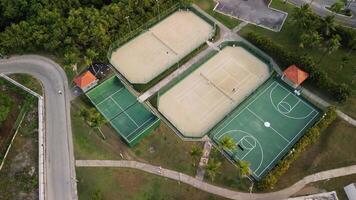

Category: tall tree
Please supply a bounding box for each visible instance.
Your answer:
[219,136,236,151]
[205,158,221,182]
[238,160,251,177]
[291,4,315,30]
[320,15,336,37]
[190,146,203,167]
[299,31,323,49]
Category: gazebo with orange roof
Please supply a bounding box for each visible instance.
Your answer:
[282,65,309,88]
[74,71,99,92]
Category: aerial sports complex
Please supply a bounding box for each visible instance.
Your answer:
[85,6,321,180]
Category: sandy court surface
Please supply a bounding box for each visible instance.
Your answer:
[158,46,270,137]
[110,10,214,84]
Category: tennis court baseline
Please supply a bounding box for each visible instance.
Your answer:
[210,78,321,180]
[86,76,160,146]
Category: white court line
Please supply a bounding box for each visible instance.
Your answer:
[214,81,277,136]
[247,108,290,143]
[291,100,300,110]
[277,83,316,112]
[256,110,319,177]
[125,116,156,139]
[96,88,124,106]
[216,130,264,176]
[111,97,139,127]
[128,117,159,143]
[270,85,315,120]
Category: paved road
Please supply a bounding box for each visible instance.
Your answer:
[0,55,77,200]
[288,0,356,28]
[76,160,356,200]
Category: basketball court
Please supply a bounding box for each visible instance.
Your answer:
[158,45,271,138]
[86,76,160,146]
[210,78,320,180]
[110,10,214,84]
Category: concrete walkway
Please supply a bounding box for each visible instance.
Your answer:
[76,160,356,200]
[195,139,213,181]
[301,88,356,126]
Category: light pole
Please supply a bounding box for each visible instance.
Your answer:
[125,16,131,32]
[156,0,161,20]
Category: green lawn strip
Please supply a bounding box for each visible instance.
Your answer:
[0,100,39,200]
[76,167,228,200]
[131,122,202,176]
[239,0,355,116]
[304,174,356,200]
[194,0,240,29]
[273,118,356,190]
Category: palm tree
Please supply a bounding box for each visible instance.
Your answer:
[238,160,251,177]
[219,135,236,151]
[205,158,221,182]
[318,34,341,63]
[321,15,336,37]
[291,4,314,30]
[299,31,323,48]
[190,146,203,167]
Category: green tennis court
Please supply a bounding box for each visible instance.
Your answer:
[86,76,160,146]
[210,78,321,180]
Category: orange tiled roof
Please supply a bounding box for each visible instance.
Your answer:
[283,65,309,85]
[74,71,97,89]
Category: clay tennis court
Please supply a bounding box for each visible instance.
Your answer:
[158,45,271,138]
[110,10,214,84]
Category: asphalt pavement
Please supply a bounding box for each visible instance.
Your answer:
[0,55,77,200]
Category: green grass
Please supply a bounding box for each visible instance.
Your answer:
[132,122,203,176]
[303,174,356,200]
[273,118,356,190]
[76,167,228,200]
[239,0,356,117]
[194,0,240,29]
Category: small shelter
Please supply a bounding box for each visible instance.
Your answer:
[282,65,309,88]
[344,183,356,200]
[74,71,98,92]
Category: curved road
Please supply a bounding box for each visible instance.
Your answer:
[0,55,77,200]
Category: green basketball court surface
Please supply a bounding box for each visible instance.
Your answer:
[210,77,321,180]
[86,76,160,146]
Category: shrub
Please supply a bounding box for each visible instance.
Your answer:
[257,107,337,190]
[245,32,351,102]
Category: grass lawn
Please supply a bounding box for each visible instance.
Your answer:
[0,99,39,200]
[300,174,356,200]
[239,0,356,117]
[71,96,203,176]
[131,122,203,176]
[76,167,228,200]
[194,0,240,29]
[273,118,356,190]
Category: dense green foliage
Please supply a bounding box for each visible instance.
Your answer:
[245,32,352,102]
[0,0,188,74]
[257,107,337,190]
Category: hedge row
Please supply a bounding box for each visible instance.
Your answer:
[257,107,337,190]
[245,32,351,102]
